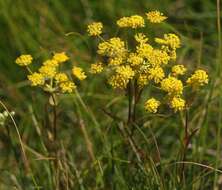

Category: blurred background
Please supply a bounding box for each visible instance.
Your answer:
[0,0,221,189]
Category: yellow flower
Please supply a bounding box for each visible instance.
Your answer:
[172,65,187,76]
[161,76,183,95]
[146,11,167,23]
[108,74,128,89]
[43,59,59,67]
[127,53,143,66]
[97,37,126,57]
[59,81,76,93]
[87,22,103,36]
[147,49,170,66]
[148,67,165,83]
[109,57,123,66]
[72,66,87,80]
[135,33,149,44]
[155,33,181,49]
[117,15,145,28]
[186,69,208,88]
[170,97,185,112]
[39,65,57,78]
[137,74,149,88]
[55,73,68,83]
[27,72,44,86]
[90,62,104,74]
[15,54,33,66]
[115,65,134,79]
[109,66,134,89]
[53,52,69,63]
[145,98,160,113]
[136,43,153,59]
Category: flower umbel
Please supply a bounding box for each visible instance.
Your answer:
[145,98,160,113]
[15,54,33,66]
[87,22,103,36]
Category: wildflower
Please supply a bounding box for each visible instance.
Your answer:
[55,73,68,83]
[72,66,87,80]
[109,66,134,89]
[146,11,167,23]
[127,53,143,66]
[39,65,57,78]
[109,57,123,66]
[117,15,145,28]
[137,74,149,88]
[155,33,181,49]
[135,33,149,44]
[172,65,187,76]
[161,76,183,95]
[53,52,69,63]
[87,22,103,36]
[90,62,104,74]
[148,67,165,83]
[186,69,208,88]
[145,98,160,113]
[170,97,185,112]
[136,43,153,59]
[97,37,126,57]
[147,49,170,66]
[115,65,134,79]
[43,59,59,67]
[15,54,33,66]
[27,72,44,86]
[108,74,129,89]
[60,81,76,93]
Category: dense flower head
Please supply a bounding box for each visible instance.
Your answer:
[108,74,129,89]
[161,76,183,95]
[136,43,153,59]
[97,37,126,57]
[186,69,208,88]
[15,54,33,66]
[127,53,143,66]
[28,72,44,86]
[145,98,160,113]
[117,15,145,28]
[170,97,185,112]
[90,62,104,74]
[146,11,167,23]
[43,59,59,67]
[115,65,134,79]
[87,22,103,36]
[155,33,181,49]
[147,49,170,66]
[172,65,187,76]
[60,81,76,93]
[53,52,69,63]
[55,73,69,83]
[137,74,149,88]
[109,57,123,66]
[72,66,87,80]
[148,67,165,83]
[39,65,57,78]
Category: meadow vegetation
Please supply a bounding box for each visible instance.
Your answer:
[0,0,221,189]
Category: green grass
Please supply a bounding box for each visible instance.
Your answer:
[0,0,221,189]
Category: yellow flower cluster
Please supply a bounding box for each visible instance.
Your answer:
[186,69,209,88]
[117,15,145,28]
[90,62,104,74]
[170,97,185,112]
[15,54,33,66]
[87,11,209,113]
[145,98,160,113]
[172,65,187,76]
[146,11,167,23]
[87,22,103,36]
[15,52,86,94]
